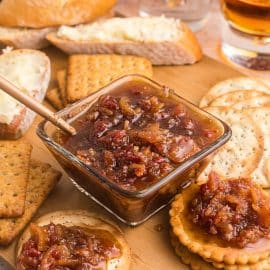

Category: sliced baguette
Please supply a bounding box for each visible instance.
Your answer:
[17,210,131,270]
[0,49,50,139]
[47,17,202,65]
[0,26,57,49]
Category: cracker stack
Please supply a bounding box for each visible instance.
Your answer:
[169,77,270,270]
[46,54,153,110]
[170,225,270,270]
[0,141,61,245]
[197,77,270,188]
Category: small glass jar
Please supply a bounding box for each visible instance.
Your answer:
[139,0,212,31]
[37,75,231,226]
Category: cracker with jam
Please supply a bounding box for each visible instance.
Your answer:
[170,234,270,270]
[170,172,270,267]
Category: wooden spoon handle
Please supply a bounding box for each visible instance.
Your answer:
[0,74,76,136]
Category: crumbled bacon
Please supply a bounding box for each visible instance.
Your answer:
[119,96,136,116]
[98,130,129,149]
[136,123,168,144]
[61,87,219,191]
[190,172,270,248]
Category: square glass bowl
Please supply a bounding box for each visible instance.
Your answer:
[37,75,231,226]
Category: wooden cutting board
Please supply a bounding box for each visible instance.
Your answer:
[0,47,242,269]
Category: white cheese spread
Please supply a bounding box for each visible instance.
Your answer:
[57,16,183,42]
[0,53,45,124]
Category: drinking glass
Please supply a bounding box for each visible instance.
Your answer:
[139,0,211,31]
[220,0,270,70]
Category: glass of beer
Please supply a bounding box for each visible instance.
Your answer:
[220,0,270,70]
[139,0,211,31]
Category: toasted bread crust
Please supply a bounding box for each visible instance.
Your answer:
[0,0,116,28]
[46,22,202,65]
[178,23,202,64]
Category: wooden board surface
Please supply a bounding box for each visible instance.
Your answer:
[0,47,242,269]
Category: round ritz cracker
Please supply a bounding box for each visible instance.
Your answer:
[209,90,268,107]
[201,106,270,187]
[243,108,270,187]
[170,233,270,270]
[238,107,270,188]
[169,185,270,266]
[199,77,270,108]
[212,259,270,270]
[196,107,264,186]
[232,96,270,110]
[251,134,270,188]
[244,107,270,136]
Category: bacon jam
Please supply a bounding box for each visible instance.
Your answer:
[17,223,122,270]
[190,172,270,248]
[59,82,220,191]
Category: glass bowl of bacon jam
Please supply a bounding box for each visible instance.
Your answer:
[37,75,231,226]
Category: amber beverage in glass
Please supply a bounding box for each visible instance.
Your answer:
[221,0,270,35]
[220,0,270,70]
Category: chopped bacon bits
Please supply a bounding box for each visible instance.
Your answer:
[60,85,218,191]
[190,172,270,248]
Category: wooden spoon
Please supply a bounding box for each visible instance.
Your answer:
[0,74,76,136]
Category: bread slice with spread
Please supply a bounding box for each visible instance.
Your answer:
[47,16,202,65]
[0,49,50,139]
